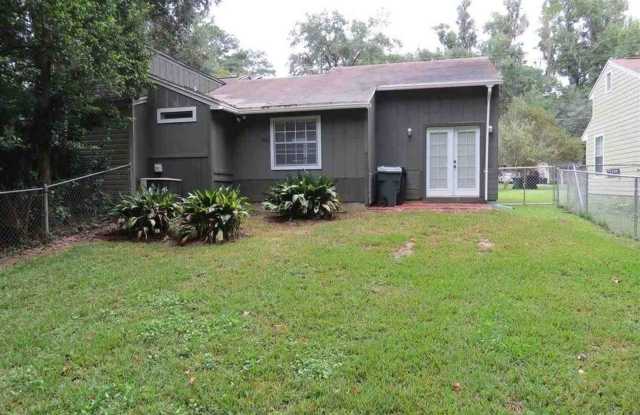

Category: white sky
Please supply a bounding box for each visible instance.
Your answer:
[213,0,640,77]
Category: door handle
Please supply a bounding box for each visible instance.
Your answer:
[453,160,457,169]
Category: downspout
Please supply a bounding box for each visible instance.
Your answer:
[484,85,493,201]
[130,99,136,192]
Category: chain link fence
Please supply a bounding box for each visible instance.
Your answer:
[557,167,640,239]
[498,166,557,205]
[0,164,130,256]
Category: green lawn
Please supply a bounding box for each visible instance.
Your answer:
[499,184,555,204]
[2,207,640,413]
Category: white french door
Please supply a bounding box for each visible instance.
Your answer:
[426,127,480,198]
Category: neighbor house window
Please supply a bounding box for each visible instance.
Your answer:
[157,107,197,124]
[595,136,604,173]
[605,71,612,92]
[270,116,321,170]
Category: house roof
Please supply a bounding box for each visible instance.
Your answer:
[611,57,640,74]
[209,57,502,114]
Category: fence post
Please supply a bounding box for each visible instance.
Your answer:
[523,168,527,206]
[43,184,50,239]
[585,171,589,215]
[556,168,561,207]
[634,177,638,239]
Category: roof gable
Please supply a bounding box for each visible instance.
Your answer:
[590,58,640,99]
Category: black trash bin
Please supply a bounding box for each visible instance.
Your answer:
[376,166,406,206]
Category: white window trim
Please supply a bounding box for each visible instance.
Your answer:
[157,106,197,124]
[270,115,322,170]
[594,135,604,172]
[605,71,612,92]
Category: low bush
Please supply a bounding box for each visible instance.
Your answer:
[263,174,341,219]
[172,187,250,245]
[110,186,178,240]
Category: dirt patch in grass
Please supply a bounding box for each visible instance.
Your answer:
[505,399,524,414]
[477,238,494,252]
[393,239,416,259]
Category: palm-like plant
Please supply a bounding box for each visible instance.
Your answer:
[110,186,178,240]
[263,174,341,219]
[173,187,250,244]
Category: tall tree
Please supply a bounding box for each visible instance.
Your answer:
[433,0,479,57]
[177,17,274,77]
[538,0,633,87]
[456,0,478,52]
[500,97,584,166]
[483,0,550,101]
[147,0,218,57]
[0,0,149,185]
[288,11,401,75]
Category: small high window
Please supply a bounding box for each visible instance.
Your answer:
[595,136,604,173]
[605,72,612,92]
[157,107,197,124]
[270,116,321,170]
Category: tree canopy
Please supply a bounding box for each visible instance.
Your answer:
[0,0,149,186]
[288,11,401,75]
[147,0,217,58]
[500,96,584,166]
[539,0,640,87]
[175,17,275,77]
[432,0,480,57]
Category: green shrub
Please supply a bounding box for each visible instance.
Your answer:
[110,186,178,240]
[263,174,341,219]
[172,187,250,245]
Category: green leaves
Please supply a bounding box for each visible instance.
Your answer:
[499,96,583,166]
[539,0,633,88]
[263,174,341,220]
[288,10,401,75]
[111,186,250,244]
[110,186,178,240]
[172,187,250,245]
[1,0,149,186]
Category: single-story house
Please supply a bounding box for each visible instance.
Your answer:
[581,57,640,196]
[102,51,502,204]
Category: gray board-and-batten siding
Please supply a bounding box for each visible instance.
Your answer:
[374,87,499,201]
[128,84,499,202]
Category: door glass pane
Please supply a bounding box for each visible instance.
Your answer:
[429,132,448,189]
[456,130,476,189]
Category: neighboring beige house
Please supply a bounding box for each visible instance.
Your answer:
[582,58,640,195]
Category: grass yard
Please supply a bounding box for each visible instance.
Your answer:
[2,207,640,413]
[498,184,555,205]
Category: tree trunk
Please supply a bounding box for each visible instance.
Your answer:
[29,7,54,185]
[36,140,52,185]
[29,72,54,185]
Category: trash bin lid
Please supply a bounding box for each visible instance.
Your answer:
[377,166,402,173]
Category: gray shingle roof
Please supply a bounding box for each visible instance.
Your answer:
[209,57,501,113]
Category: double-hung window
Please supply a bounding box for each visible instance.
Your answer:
[595,136,604,173]
[270,116,321,170]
